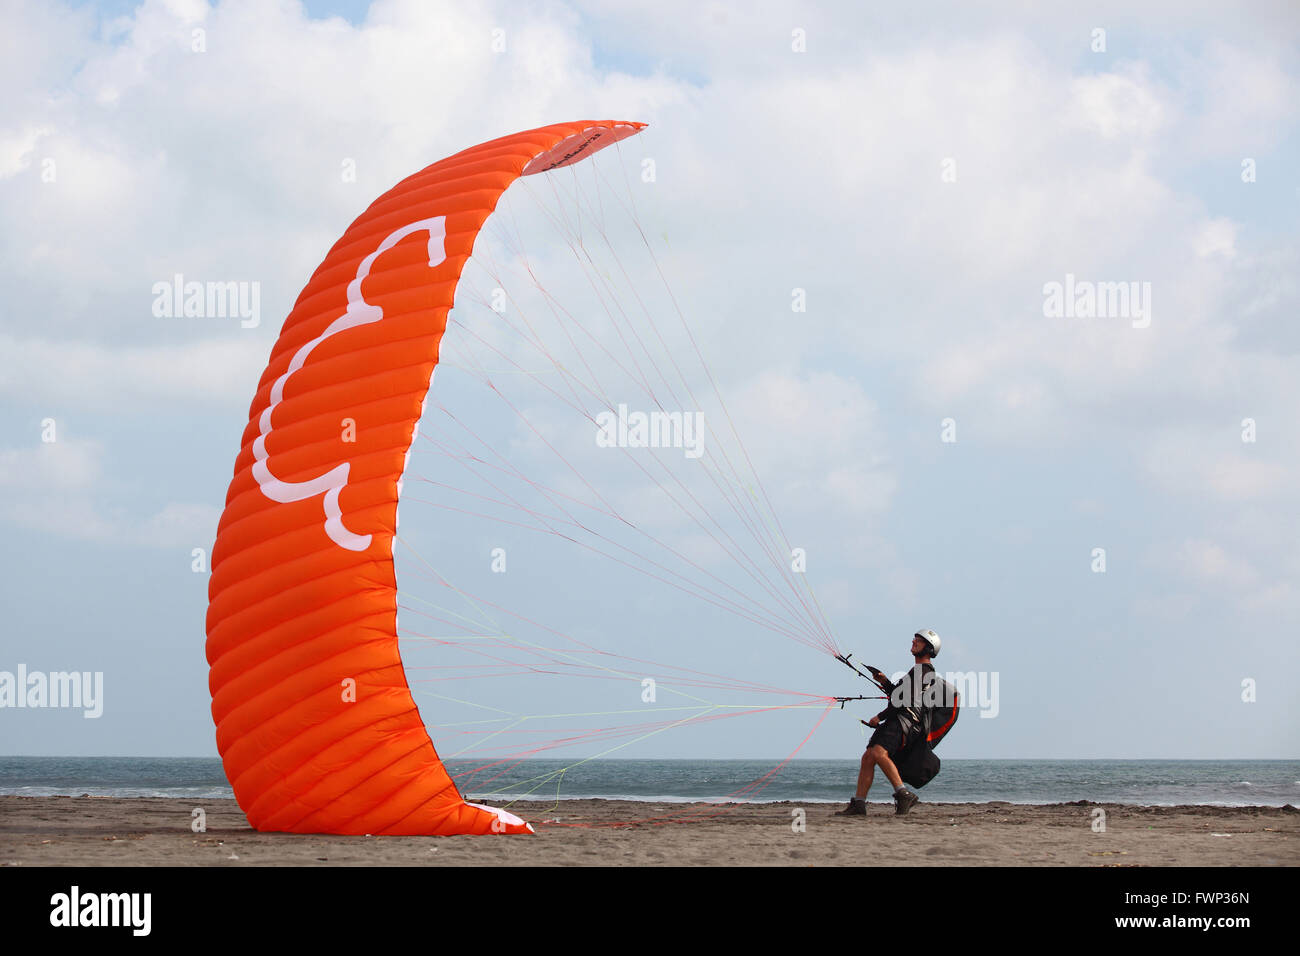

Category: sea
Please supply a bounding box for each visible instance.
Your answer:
[1,757,1297,806]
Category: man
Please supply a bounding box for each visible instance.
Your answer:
[835,629,942,817]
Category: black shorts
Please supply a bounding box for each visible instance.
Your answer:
[867,718,914,759]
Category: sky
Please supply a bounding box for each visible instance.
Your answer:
[1,0,1298,763]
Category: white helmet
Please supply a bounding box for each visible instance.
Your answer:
[915,629,940,658]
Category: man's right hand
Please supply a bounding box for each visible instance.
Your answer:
[867,716,880,728]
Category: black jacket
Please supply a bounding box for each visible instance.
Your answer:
[876,662,959,746]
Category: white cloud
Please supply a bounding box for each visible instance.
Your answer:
[1173,538,1257,589]
[1142,430,1291,502]
[1069,68,1167,141]
[725,370,895,519]
[137,501,221,548]
[1164,536,1300,616]
[0,125,52,180]
[0,438,218,547]
[0,334,267,406]
[0,438,103,490]
[1195,219,1238,260]
[1180,40,1299,157]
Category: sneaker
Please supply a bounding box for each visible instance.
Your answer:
[893,788,919,815]
[833,797,866,817]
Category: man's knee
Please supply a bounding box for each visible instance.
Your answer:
[863,744,886,764]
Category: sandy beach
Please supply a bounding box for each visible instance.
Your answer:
[1,795,1294,866]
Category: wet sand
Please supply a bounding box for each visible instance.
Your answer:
[1,795,1295,866]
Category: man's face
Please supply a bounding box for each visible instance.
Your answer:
[911,635,926,655]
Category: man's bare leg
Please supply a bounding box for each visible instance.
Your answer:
[874,745,905,790]
[855,744,903,799]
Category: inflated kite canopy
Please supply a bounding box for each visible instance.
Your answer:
[205,120,646,835]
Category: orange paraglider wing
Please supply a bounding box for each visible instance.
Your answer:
[205,121,646,835]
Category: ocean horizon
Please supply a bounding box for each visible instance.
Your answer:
[2,756,1297,807]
